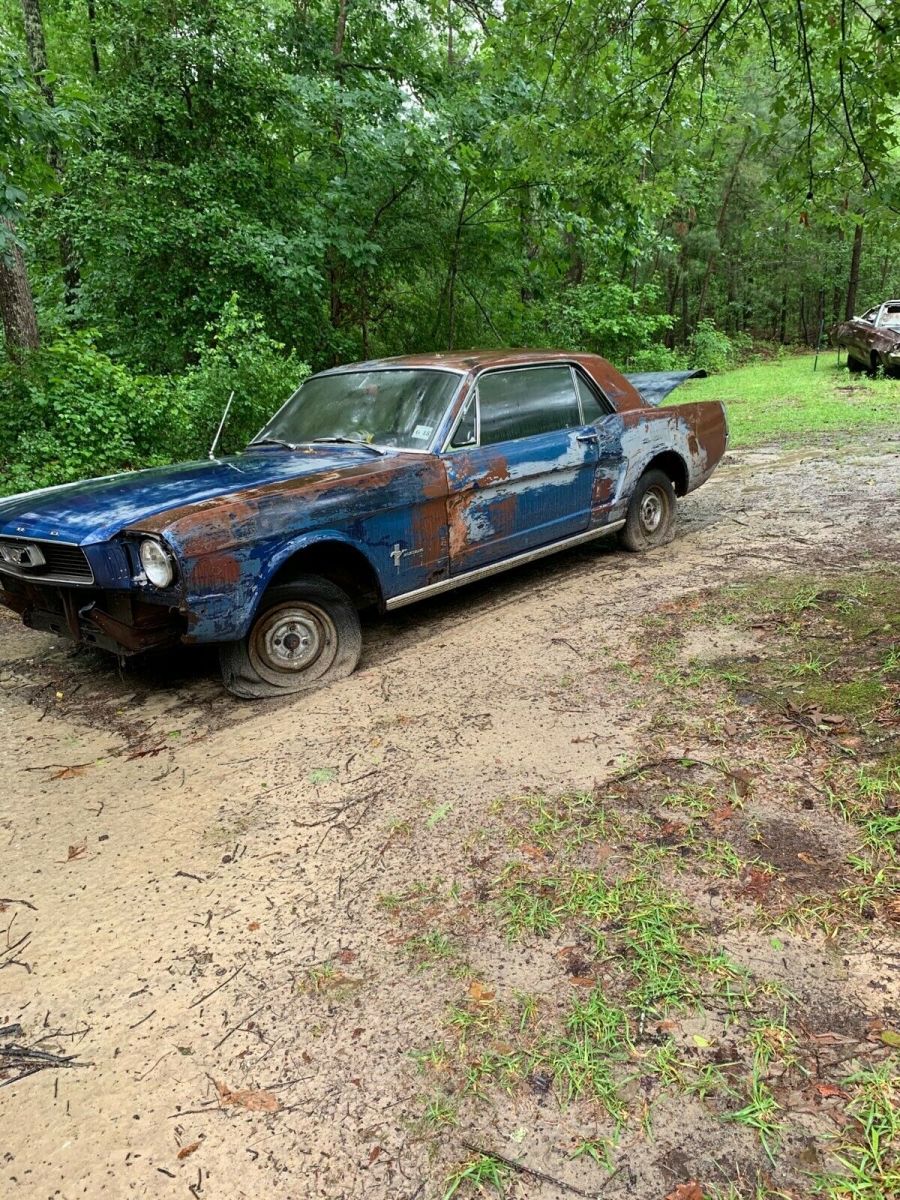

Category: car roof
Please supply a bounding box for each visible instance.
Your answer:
[317,349,644,409]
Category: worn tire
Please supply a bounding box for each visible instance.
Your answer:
[847,354,865,373]
[620,468,677,552]
[219,576,362,699]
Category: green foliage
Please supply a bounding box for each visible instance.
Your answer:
[532,280,674,363]
[0,296,304,491]
[689,319,736,374]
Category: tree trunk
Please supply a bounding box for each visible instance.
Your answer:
[21,0,53,103]
[87,0,100,74]
[845,219,863,319]
[695,133,750,328]
[447,182,469,350]
[0,219,40,359]
[21,0,80,306]
[326,0,350,350]
[680,274,688,345]
[778,280,787,344]
[519,189,538,303]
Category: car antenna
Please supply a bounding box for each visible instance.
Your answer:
[208,390,235,460]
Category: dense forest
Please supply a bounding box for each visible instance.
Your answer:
[0,0,898,488]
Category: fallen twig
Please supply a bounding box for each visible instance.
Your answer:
[213,1005,265,1051]
[460,1140,624,1198]
[129,1009,156,1030]
[0,1038,90,1087]
[0,897,37,911]
[189,964,245,1010]
[598,755,745,790]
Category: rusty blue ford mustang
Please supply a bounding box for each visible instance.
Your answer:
[0,351,726,697]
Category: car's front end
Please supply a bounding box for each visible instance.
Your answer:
[0,527,187,655]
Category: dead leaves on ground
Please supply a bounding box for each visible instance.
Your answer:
[664,1183,705,1200]
[467,980,495,1004]
[215,1080,280,1113]
[738,865,776,902]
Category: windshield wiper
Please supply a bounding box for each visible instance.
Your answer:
[311,437,385,455]
[248,437,299,450]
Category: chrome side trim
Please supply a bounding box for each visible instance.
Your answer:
[385,520,625,610]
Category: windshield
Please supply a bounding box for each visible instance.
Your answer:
[252,369,460,451]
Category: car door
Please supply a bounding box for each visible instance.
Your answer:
[853,308,880,359]
[440,364,603,575]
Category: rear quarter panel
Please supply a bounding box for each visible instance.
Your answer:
[611,399,727,514]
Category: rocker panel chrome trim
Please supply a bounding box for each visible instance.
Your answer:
[385,520,625,610]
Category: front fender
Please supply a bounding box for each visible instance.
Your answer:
[178,529,381,644]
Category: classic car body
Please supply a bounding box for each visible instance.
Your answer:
[832,300,900,374]
[0,350,727,696]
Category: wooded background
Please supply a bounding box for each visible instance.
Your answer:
[0,0,897,488]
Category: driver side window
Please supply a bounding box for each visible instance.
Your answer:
[477,366,581,446]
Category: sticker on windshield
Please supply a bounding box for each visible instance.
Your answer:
[412,424,434,441]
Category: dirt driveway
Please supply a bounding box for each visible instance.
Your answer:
[1,434,898,1200]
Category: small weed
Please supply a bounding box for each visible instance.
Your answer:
[420,1092,458,1130]
[443,1152,509,1199]
[789,652,831,677]
[501,876,563,937]
[698,838,746,877]
[812,1060,899,1199]
[515,991,539,1032]
[308,767,336,785]
[661,786,717,816]
[427,802,454,828]
[410,1042,450,1073]
[298,961,361,998]
[569,1136,615,1168]
[404,931,463,972]
[726,1072,783,1164]
[787,584,821,614]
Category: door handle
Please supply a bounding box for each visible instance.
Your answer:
[576,431,599,443]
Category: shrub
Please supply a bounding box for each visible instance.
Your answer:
[625,345,690,372]
[689,319,735,373]
[0,295,306,494]
[532,279,674,363]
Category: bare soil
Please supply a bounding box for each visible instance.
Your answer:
[1,434,898,1200]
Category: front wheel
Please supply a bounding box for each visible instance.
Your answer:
[620,469,677,552]
[219,575,362,699]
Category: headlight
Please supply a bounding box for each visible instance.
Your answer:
[139,538,174,588]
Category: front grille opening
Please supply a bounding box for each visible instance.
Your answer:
[0,538,94,584]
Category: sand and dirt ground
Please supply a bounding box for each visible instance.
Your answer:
[1,433,897,1200]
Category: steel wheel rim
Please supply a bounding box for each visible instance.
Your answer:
[639,487,666,533]
[249,601,337,685]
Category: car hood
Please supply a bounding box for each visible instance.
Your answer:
[0,447,400,545]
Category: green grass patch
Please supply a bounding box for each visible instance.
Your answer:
[812,1060,900,1199]
[670,354,900,447]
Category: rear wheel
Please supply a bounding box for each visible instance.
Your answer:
[620,468,677,552]
[220,575,362,699]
